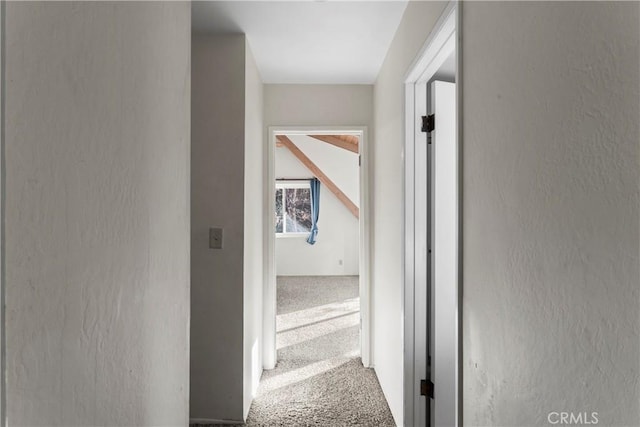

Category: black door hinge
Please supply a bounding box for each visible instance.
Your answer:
[359,155,361,167]
[421,379,434,398]
[421,114,435,133]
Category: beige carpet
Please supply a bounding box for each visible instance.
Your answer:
[194,275,396,427]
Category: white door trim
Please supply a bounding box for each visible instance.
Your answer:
[263,126,371,370]
[403,2,461,426]
[0,2,6,424]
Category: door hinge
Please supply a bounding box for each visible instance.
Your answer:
[359,155,361,167]
[421,114,435,133]
[420,379,434,398]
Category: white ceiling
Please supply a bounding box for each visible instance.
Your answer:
[192,1,409,84]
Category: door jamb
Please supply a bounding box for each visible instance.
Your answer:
[0,2,6,423]
[403,2,461,426]
[263,126,371,370]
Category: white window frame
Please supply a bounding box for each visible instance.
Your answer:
[275,180,312,238]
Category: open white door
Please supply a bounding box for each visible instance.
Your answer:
[429,80,458,427]
[403,5,458,425]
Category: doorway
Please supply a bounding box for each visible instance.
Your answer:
[263,127,371,371]
[403,3,460,427]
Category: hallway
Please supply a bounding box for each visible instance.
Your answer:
[4,2,638,426]
[248,276,394,426]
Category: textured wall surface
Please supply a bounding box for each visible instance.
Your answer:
[372,2,447,425]
[462,2,639,425]
[191,34,246,422]
[243,40,264,419]
[0,3,5,422]
[4,2,191,425]
[264,84,373,128]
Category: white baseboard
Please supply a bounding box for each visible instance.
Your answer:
[190,417,244,425]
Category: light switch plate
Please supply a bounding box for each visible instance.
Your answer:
[209,227,223,249]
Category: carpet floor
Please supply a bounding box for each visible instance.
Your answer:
[194,275,396,427]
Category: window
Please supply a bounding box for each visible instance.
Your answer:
[275,181,312,236]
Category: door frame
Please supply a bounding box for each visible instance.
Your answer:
[263,126,371,370]
[0,2,6,423]
[403,2,461,426]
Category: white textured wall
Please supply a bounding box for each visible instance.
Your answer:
[0,3,5,423]
[372,2,447,425]
[191,34,246,422]
[4,2,191,426]
[243,41,264,419]
[276,135,359,276]
[265,84,373,127]
[461,2,639,425]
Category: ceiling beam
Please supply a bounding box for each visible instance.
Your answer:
[308,135,359,154]
[277,135,359,219]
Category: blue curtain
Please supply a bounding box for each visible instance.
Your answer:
[307,178,320,244]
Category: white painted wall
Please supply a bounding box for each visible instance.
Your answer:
[276,135,359,276]
[372,2,447,425]
[461,3,639,425]
[243,41,264,419]
[265,84,373,127]
[4,3,191,426]
[0,3,4,423]
[191,34,265,423]
[191,34,246,422]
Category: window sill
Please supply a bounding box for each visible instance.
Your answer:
[276,233,309,239]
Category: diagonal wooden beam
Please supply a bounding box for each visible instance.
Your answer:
[332,134,359,145]
[308,135,359,154]
[277,135,359,219]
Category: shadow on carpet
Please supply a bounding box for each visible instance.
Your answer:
[191,357,395,426]
[191,276,396,426]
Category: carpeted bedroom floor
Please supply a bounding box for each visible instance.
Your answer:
[193,275,396,427]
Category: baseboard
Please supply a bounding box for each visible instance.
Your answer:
[190,417,244,425]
